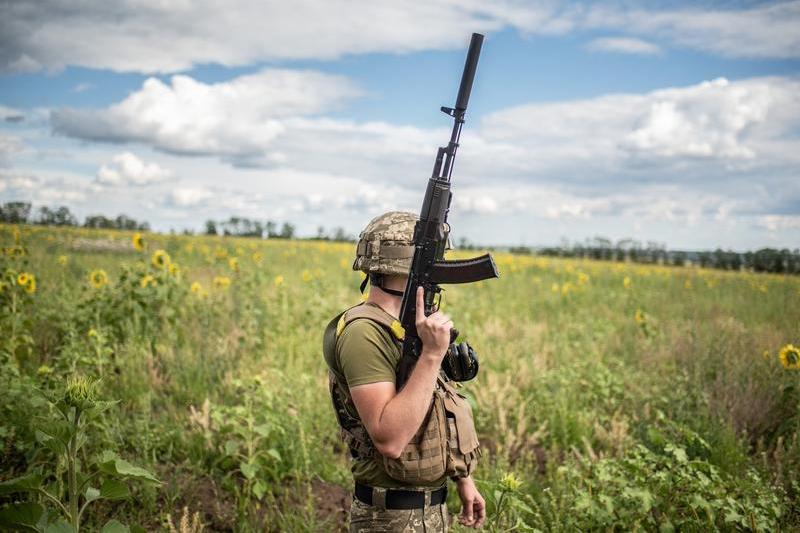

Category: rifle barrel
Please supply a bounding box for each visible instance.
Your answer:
[455,33,484,111]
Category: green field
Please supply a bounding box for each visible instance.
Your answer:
[1,223,799,532]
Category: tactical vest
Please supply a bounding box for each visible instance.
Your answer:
[322,303,480,484]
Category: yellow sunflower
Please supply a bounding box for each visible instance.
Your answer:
[132,232,145,252]
[140,274,156,288]
[635,309,646,325]
[25,276,36,294]
[89,269,108,289]
[213,276,231,290]
[623,276,631,289]
[779,344,800,370]
[151,249,170,269]
[229,257,239,272]
[168,262,181,277]
[273,275,284,287]
[17,272,31,286]
[57,255,68,266]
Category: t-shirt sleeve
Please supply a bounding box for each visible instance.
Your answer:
[336,319,398,387]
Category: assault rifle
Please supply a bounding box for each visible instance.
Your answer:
[396,33,499,389]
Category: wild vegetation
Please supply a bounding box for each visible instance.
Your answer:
[1,223,798,531]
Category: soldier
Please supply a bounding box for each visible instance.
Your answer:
[323,211,485,532]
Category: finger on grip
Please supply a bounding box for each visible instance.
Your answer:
[415,286,425,321]
[450,328,459,343]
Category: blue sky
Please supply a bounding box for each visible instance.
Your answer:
[1,1,799,250]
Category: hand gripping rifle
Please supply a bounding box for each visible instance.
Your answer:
[396,33,499,389]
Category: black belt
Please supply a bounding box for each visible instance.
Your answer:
[354,482,447,510]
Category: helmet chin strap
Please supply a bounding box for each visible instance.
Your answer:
[379,285,405,297]
[360,273,404,297]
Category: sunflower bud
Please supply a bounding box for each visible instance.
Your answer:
[64,376,97,409]
[499,472,522,492]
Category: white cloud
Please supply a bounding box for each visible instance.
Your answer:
[2,1,799,74]
[0,134,24,166]
[53,68,362,158]
[587,37,661,55]
[456,195,499,214]
[48,73,800,234]
[0,170,92,204]
[96,152,172,186]
[757,215,800,232]
[169,187,215,207]
[0,0,526,73]
[585,1,800,60]
[1,105,25,123]
[621,78,771,159]
[72,82,93,93]
[478,76,800,174]
[6,63,798,249]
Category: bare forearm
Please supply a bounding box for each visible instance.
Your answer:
[373,352,440,457]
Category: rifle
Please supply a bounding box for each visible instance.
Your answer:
[396,33,499,389]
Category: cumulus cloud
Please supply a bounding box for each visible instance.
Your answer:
[621,78,773,159]
[15,65,798,248]
[478,76,800,177]
[1,1,799,74]
[587,37,661,55]
[53,68,362,158]
[96,152,172,186]
[50,72,800,226]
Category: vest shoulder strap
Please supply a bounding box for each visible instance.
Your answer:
[338,303,405,341]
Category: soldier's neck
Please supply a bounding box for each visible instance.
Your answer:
[366,285,405,319]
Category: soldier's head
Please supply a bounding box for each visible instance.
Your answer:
[352,211,417,295]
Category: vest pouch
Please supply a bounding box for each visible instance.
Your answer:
[382,392,448,484]
[440,380,480,478]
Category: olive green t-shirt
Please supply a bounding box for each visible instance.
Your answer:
[334,305,446,488]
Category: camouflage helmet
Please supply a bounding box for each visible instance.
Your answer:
[353,211,417,276]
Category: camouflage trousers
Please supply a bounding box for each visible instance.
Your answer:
[349,496,449,532]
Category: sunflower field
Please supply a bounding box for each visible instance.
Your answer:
[1,223,798,532]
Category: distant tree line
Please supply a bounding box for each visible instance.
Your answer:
[314,226,354,242]
[204,217,296,239]
[4,202,796,273]
[0,201,150,231]
[202,217,354,242]
[521,236,800,275]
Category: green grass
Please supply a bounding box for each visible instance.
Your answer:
[1,224,798,531]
